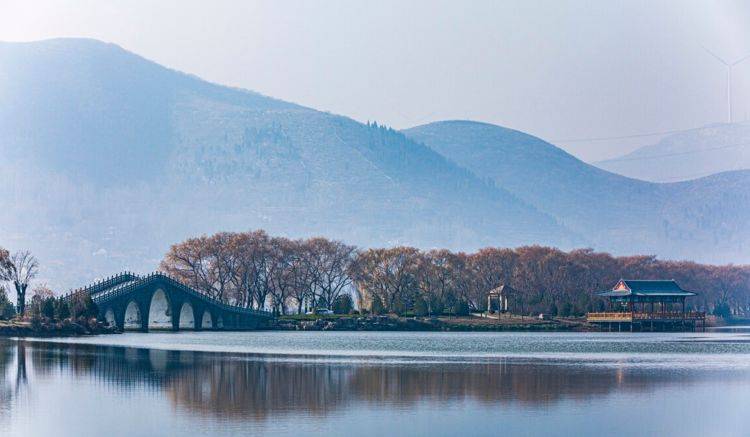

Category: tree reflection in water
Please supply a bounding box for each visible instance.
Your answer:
[1,338,744,425]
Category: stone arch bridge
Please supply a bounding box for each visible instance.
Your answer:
[66,272,272,331]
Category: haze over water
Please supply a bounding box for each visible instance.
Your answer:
[2,331,749,437]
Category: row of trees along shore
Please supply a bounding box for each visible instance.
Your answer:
[161,230,750,318]
[0,247,99,323]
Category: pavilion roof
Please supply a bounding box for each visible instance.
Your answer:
[596,279,696,298]
[488,284,515,295]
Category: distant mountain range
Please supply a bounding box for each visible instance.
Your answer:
[595,123,750,182]
[1,39,748,289]
[403,121,750,265]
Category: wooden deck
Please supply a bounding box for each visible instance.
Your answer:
[586,311,706,332]
[587,311,705,323]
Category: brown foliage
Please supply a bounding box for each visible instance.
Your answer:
[161,231,750,317]
[161,231,356,314]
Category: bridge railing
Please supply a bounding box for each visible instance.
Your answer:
[62,272,141,301]
[89,271,272,318]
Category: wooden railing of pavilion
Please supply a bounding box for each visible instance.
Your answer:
[587,311,706,322]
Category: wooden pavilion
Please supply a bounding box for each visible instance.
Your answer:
[587,279,705,332]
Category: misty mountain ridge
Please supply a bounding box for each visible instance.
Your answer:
[595,122,750,182]
[1,38,748,290]
[1,38,572,289]
[403,120,750,265]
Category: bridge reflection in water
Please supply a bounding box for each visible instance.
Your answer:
[1,339,747,425]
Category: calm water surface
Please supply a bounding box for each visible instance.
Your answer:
[1,330,749,437]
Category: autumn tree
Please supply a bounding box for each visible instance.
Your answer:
[159,230,750,319]
[287,239,318,314]
[28,284,55,318]
[468,248,518,310]
[351,247,420,314]
[308,238,356,310]
[268,237,299,315]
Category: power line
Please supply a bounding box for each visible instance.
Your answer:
[658,170,730,182]
[599,140,750,164]
[552,125,715,143]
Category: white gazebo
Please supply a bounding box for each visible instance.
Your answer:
[487,285,513,319]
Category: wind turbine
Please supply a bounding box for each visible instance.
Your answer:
[702,45,750,123]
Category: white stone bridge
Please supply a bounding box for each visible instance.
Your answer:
[66,272,272,331]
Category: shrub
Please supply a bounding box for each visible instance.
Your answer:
[452,300,470,317]
[392,300,407,316]
[70,292,99,319]
[548,303,559,317]
[0,287,16,320]
[370,296,385,315]
[84,295,99,319]
[560,302,573,317]
[413,297,429,317]
[713,301,732,319]
[429,297,444,316]
[41,297,56,319]
[56,298,71,320]
[332,294,354,314]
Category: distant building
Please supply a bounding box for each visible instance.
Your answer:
[587,279,705,331]
[487,285,512,319]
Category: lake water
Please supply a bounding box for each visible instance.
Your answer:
[1,330,750,437]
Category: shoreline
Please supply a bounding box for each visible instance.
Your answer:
[0,319,117,337]
[2,313,731,337]
[270,314,591,332]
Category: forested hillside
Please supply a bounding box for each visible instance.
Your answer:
[404,121,750,264]
[0,39,569,289]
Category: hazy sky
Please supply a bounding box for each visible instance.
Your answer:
[3,0,750,160]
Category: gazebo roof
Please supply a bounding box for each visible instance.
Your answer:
[488,284,514,295]
[596,279,696,298]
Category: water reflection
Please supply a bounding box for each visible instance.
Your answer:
[1,339,745,423]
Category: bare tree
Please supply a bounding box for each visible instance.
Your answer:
[161,233,237,303]
[308,238,356,310]
[288,240,318,314]
[0,251,39,316]
[268,237,298,315]
[160,236,214,292]
[351,247,420,314]
[416,250,466,315]
[159,230,750,319]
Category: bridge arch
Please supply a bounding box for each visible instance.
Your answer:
[179,302,195,330]
[104,308,116,328]
[124,301,142,330]
[75,272,272,332]
[201,310,213,329]
[149,289,172,330]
